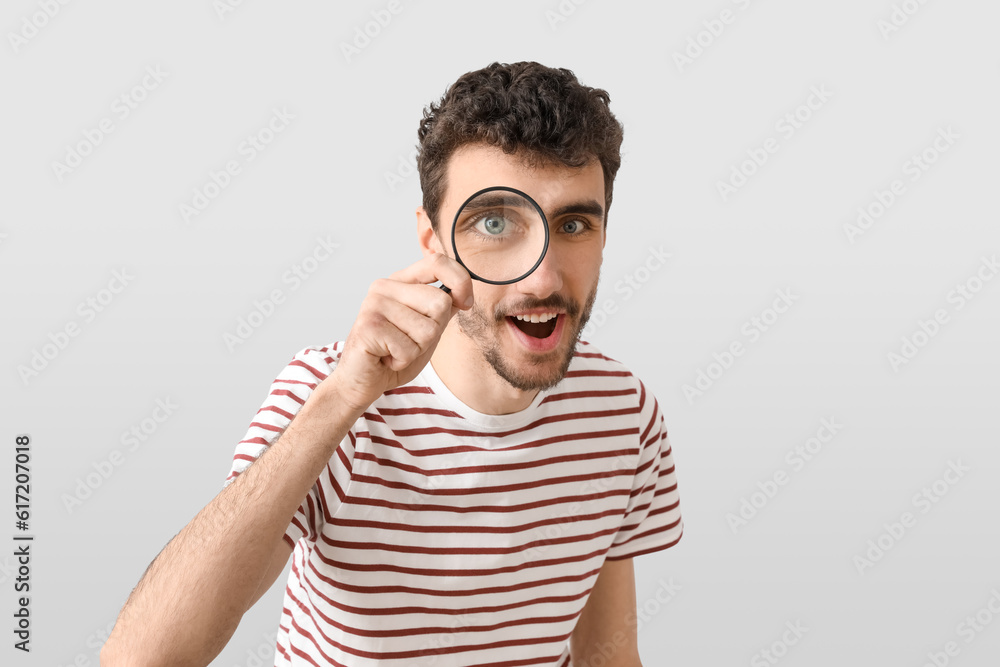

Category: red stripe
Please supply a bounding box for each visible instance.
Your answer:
[572,351,614,360]
[648,499,680,517]
[377,406,464,418]
[270,388,306,405]
[389,407,639,439]
[360,427,638,460]
[314,543,610,578]
[616,515,682,542]
[258,404,295,421]
[385,385,433,395]
[540,388,635,404]
[315,459,343,525]
[349,467,634,497]
[654,482,679,499]
[288,514,307,544]
[305,493,318,542]
[275,639,291,662]
[640,398,659,445]
[289,359,327,380]
[321,524,622,557]
[563,369,632,378]
[337,487,630,517]
[304,554,602,598]
[631,451,656,482]
[273,378,318,390]
[248,421,282,433]
[354,445,636,478]
[328,506,626,535]
[605,525,683,561]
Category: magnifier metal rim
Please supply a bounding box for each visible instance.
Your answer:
[450,185,550,285]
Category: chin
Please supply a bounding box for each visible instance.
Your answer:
[483,335,578,392]
[456,285,595,392]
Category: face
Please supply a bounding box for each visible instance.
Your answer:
[422,144,607,391]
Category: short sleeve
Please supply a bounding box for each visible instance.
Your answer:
[605,380,683,560]
[223,344,343,550]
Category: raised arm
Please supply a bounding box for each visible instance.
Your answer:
[100,252,473,667]
[100,380,358,666]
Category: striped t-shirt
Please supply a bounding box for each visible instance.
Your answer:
[224,339,683,666]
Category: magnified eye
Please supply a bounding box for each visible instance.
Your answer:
[451,186,549,283]
[476,213,508,236]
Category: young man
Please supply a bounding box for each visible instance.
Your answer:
[102,61,682,666]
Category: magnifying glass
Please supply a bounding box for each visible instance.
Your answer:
[440,186,549,293]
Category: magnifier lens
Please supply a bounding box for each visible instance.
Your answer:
[452,188,547,284]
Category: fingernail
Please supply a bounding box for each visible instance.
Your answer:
[464,294,474,308]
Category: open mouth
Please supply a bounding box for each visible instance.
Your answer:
[507,313,559,339]
[504,311,567,354]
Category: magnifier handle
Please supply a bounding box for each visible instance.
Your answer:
[438,284,451,294]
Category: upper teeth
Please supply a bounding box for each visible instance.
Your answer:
[515,313,557,323]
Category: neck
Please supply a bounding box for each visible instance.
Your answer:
[429,319,539,415]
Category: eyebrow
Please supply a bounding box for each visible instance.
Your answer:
[460,195,605,220]
[459,193,535,214]
[549,199,605,221]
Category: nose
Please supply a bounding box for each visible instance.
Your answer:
[515,242,563,299]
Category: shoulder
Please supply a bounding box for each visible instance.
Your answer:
[273,341,345,388]
[566,339,641,390]
[568,339,662,428]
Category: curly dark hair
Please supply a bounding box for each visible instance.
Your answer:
[416,61,624,229]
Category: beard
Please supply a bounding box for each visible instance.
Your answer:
[455,281,599,392]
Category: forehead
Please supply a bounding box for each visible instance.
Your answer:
[441,144,605,220]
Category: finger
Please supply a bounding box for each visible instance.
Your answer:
[365,293,445,357]
[356,314,423,372]
[389,253,474,310]
[369,280,454,328]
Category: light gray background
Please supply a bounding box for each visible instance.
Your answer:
[2,1,999,665]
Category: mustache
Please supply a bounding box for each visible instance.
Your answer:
[490,293,580,322]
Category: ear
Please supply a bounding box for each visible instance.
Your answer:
[417,206,446,257]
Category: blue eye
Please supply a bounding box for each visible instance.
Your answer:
[562,220,584,234]
[477,214,507,235]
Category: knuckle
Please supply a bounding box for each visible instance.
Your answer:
[358,307,385,331]
[392,339,418,364]
[356,299,376,321]
[417,318,439,343]
[429,295,451,320]
[433,253,453,272]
